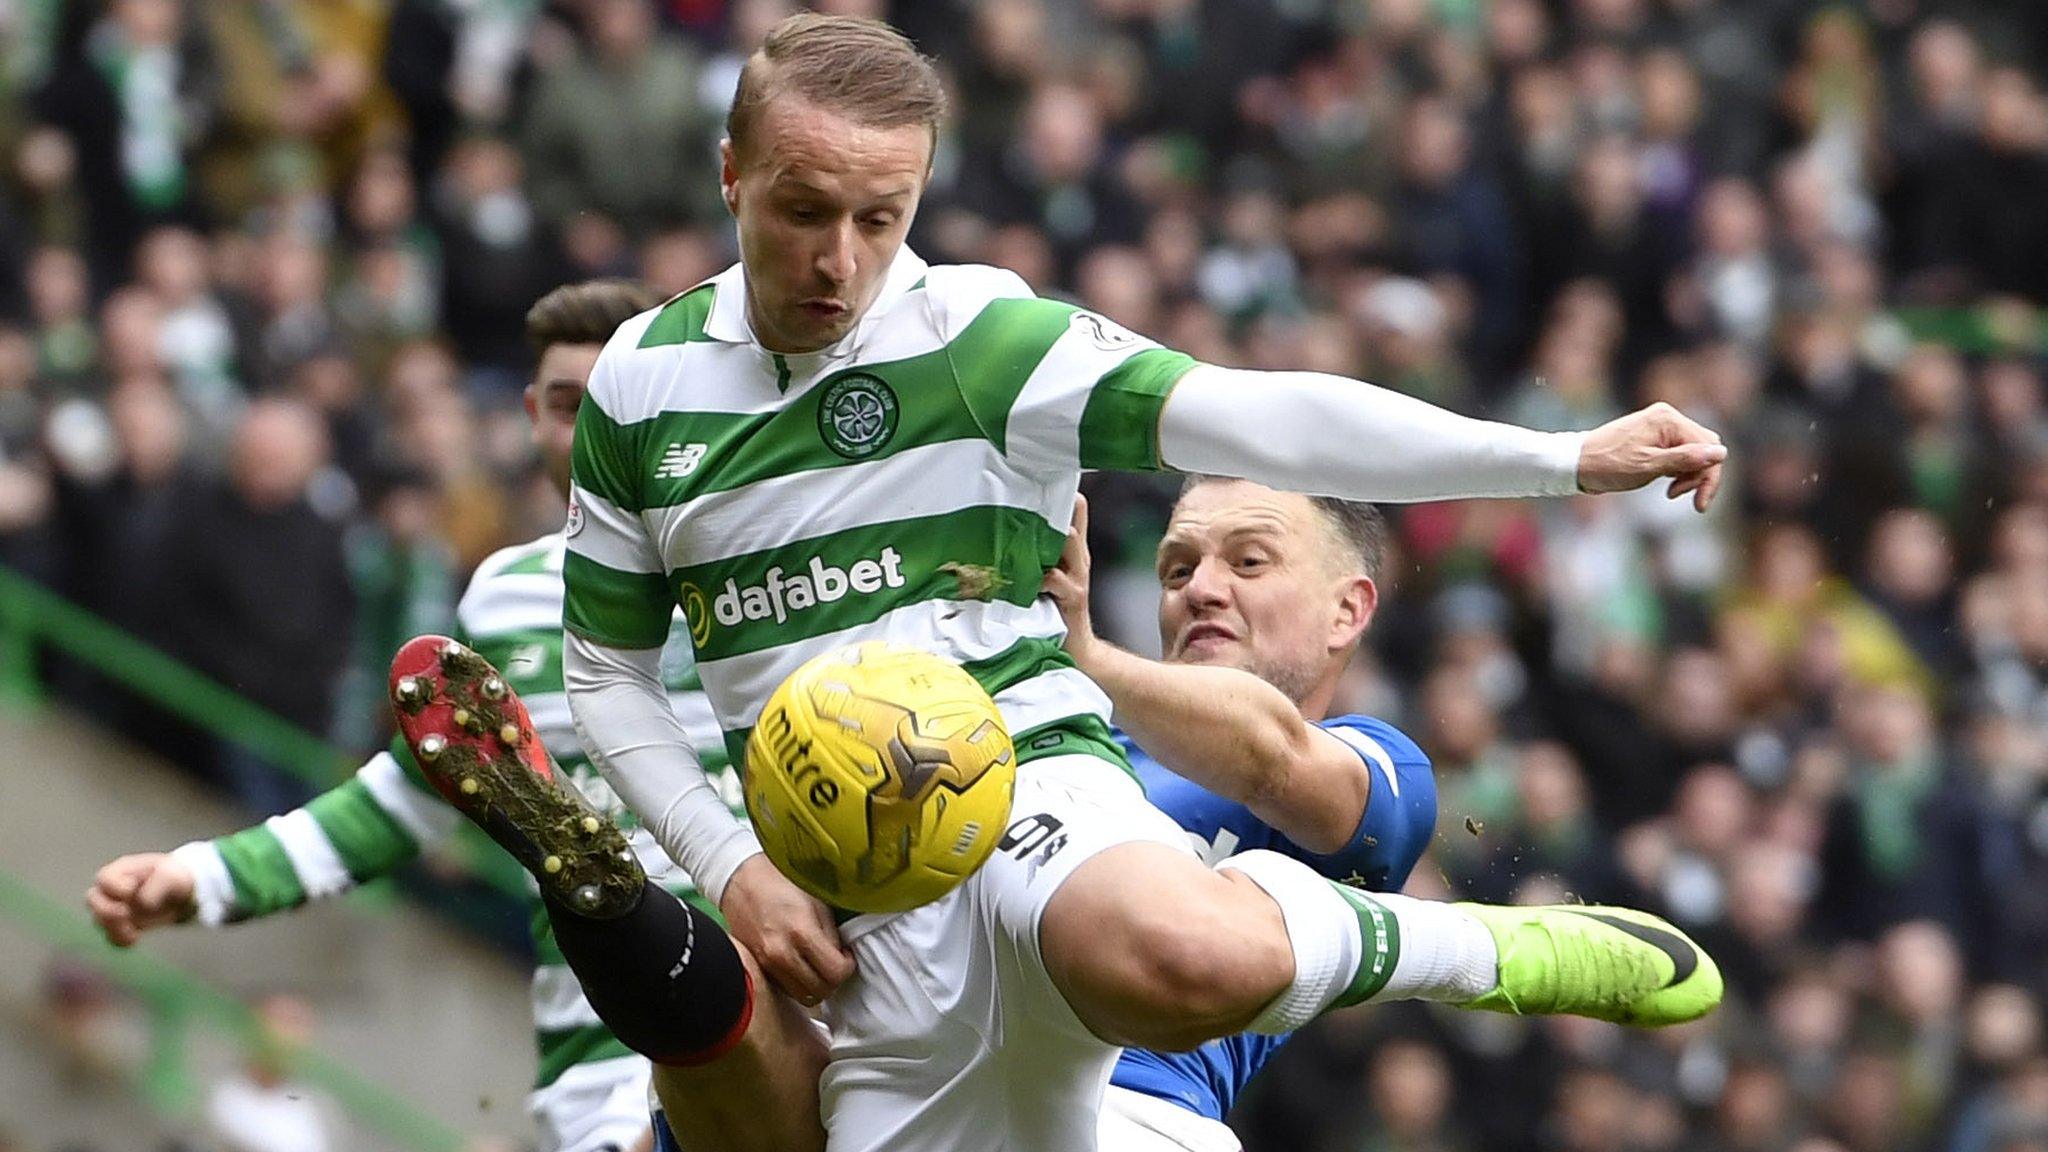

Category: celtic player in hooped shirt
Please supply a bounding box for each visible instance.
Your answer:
[83,281,794,1152]
[542,13,1726,1152]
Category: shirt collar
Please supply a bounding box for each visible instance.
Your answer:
[700,247,929,357]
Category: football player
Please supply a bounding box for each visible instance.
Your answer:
[449,13,1724,1152]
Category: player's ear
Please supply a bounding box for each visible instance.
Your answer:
[719,139,741,217]
[522,383,539,425]
[1331,575,1377,650]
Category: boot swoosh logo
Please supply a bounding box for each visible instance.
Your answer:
[1563,911,1697,988]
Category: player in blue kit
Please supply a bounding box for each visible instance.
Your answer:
[1044,477,1443,1152]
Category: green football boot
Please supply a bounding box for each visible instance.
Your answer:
[1455,904,1723,1027]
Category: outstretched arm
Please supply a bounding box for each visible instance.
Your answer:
[1041,499,1370,853]
[1158,367,1726,511]
[929,276,1722,509]
[88,743,458,945]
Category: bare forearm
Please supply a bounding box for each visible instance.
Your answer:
[1073,638,1309,809]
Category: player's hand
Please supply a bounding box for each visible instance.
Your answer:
[1042,495,1099,659]
[719,854,854,1006]
[1577,402,1727,512]
[88,853,197,947]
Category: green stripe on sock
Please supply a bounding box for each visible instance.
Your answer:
[1332,884,1401,1007]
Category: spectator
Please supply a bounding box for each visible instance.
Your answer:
[248,231,339,391]
[193,0,401,218]
[1863,509,1965,680]
[1826,1049,1912,1152]
[161,397,352,813]
[135,226,241,424]
[1886,20,1985,295]
[0,323,51,569]
[334,460,453,753]
[1767,966,1856,1105]
[205,995,337,1152]
[25,245,96,390]
[1389,95,1522,377]
[432,135,566,395]
[34,0,214,288]
[521,0,722,240]
[1709,1060,1803,1152]
[52,378,191,644]
[1951,69,2048,303]
[1817,684,1990,948]
[333,148,440,364]
[1456,740,1624,905]
[957,79,1146,280]
[1672,179,1778,353]
[1315,1037,1472,1152]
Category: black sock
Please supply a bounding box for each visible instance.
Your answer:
[543,879,754,1066]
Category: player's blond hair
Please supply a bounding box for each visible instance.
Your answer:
[726,13,946,163]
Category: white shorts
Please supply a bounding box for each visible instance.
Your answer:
[817,754,1193,1152]
[1097,1086,1244,1152]
[528,1055,653,1152]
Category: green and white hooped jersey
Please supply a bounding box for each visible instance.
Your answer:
[174,532,741,1089]
[563,251,1196,775]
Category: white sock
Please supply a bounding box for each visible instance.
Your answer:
[1372,892,1498,1002]
[1218,852,1500,1035]
[1216,850,1362,1034]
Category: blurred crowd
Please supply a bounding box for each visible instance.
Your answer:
[1,1,2047,1151]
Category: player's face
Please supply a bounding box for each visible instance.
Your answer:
[1156,480,1374,706]
[523,341,602,499]
[721,96,930,354]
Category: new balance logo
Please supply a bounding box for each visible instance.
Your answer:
[655,442,708,479]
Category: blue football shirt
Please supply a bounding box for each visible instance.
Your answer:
[1109,715,1437,1120]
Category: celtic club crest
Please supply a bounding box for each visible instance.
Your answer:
[817,373,899,459]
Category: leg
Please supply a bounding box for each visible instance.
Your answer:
[812,756,1200,1152]
[387,637,824,1151]
[1044,837,1725,1047]
[652,941,828,1152]
[1042,842,1292,1050]
[542,882,757,1064]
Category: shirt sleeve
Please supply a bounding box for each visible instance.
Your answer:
[176,740,460,925]
[565,630,762,904]
[932,265,1199,479]
[1299,718,1439,892]
[1157,364,1583,501]
[564,346,676,651]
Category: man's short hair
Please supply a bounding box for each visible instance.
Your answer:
[1179,475,1388,581]
[525,280,663,353]
[726,14,946,162]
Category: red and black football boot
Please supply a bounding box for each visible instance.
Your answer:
[388,635,644,918]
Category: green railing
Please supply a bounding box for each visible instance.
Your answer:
[0,564,528,902]
[0,868,467,1152]
[0,564,354,776]
[0,564,536,1151]
[1892,305,2048,356]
